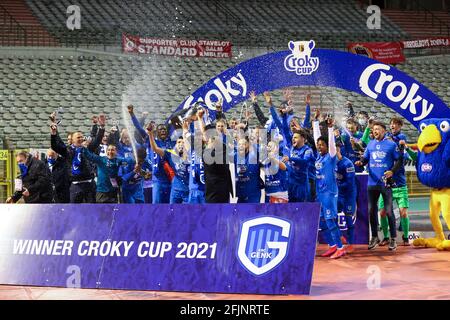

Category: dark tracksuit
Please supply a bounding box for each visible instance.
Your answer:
[204,143,233,203]
[48,156,70,203]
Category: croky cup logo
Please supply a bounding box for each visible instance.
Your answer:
[237,216,292,276]
[284,40,319,75]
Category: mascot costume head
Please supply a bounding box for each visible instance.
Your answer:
[412,118,450,250]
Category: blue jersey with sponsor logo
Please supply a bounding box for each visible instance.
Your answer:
[165,150,189,192]
[315,153,338,195]
[152,138,176,184]
[189,149,205,192]
[363,137,400,186]
[117,143,135,159]
[288,145,314,185]
[387,131,408,187]
[263,158,288,194]
[234,149,261,198]
[335,156,357,196]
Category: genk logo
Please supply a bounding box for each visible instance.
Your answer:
[284,40,319,75]
[237,216,292,276]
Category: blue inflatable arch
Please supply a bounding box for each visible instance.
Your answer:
[170,41,450,129]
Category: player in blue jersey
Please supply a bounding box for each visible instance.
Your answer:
[234,137,262,203]
[335,144,357,253]
[262,141,289,203]
[286,129,315,203]
[345,118,365,173]
[314,118,346,259]
[118,147,152,204]
[148,123,190,204]
[182,113,206,204]
[128,105,174,204]
[356,121,402,251]
[378,117,411,246]
[261,91,316,202]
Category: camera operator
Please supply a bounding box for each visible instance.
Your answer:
[6,151,53,204]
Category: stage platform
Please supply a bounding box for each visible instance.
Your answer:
[1,244,449,300]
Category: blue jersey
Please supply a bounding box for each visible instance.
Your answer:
[117,143,135,159]
[152,138,176,184]
[143,141,154,188]
[288,145,314,185]
[363,137,400,186]
[387,132,408,187]
[315,153,338,195]
[338,129,353,159]
[263,158,288,194]
[346,131,364,173]
[308,148,317,180]
[335,156,357,196]
[234,149,261,198]
[119,157,152,192]
[165,150,189,192]
[387,131,407,145]
[189,149,205,192]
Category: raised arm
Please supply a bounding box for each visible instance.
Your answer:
[182,120,192,152]
[312,108,322,145]
[146,123,165,158]
[302,94,311,129]
[250,91,269,126]
[196,108,207,143]
[328,118,337,158]
[50,123,68,158]
[128,105,147,139]
[82,147,102,165]
[89,115,106,152]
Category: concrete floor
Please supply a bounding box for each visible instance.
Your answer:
[1,244,449,300]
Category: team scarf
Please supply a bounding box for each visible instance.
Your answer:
[18,163,28,178]
[71,145,83,176]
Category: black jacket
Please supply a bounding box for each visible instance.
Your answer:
[51,133,95,182]
[12,155,53,203]
[204,143,234,203]
[48,156,70,203]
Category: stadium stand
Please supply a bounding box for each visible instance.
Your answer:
[383,9,450,38]
[23,0,406,48]
[0,0,58,46]
[0,46,449,149]
[0,0,449,149]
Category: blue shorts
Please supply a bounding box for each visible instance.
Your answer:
[338,194,356,216]
[288,183,309,203]
[170,187,189,204]
[237,191,261,203]
[152,181,171,204]
[188,189,205,204]
[122,186,145,204]
[318,192,338,220]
